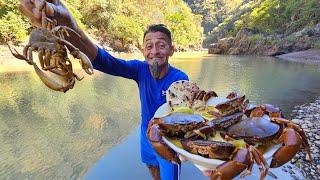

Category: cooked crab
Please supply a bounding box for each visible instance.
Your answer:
[147,113,206,163]
[181,131,269,180]
[227,104,312,168]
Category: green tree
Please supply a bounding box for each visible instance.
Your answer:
[0,0,30,43]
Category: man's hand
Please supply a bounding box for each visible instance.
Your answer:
[19,0,76,29]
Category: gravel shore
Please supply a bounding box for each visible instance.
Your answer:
[283,97,320,179]
[276,49,320,65]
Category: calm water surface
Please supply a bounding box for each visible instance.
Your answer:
[0,54,320,180]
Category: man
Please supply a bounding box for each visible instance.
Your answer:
[19,0,188,179]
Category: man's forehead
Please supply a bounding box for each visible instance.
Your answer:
[144,32,170,43]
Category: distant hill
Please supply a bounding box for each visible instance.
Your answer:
[184,0,320,48]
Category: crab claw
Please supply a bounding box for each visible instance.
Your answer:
[270,128,302,167]
[147,119,181,164]
[210,145,269,180]
[269,117,312,168]
[72,50,94,75]
[33,63,74,92]
[57,38,94,75]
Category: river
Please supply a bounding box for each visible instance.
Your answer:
[0,53,319,179]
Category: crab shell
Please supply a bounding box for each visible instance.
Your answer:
[156,113,205,138]
[181,139,236,160]
[147,113,206,163]
[227,115,281,143]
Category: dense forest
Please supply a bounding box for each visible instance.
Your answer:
[0,0,319,52]
[184,0,320,47]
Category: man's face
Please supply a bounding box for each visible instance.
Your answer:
[142,31,174,68]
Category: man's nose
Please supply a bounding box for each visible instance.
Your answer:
[150,46,159,54]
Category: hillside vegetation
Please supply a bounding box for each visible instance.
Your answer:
[0,0,203,51]
[184,0,320,47]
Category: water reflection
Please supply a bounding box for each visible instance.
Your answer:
[0,70,140,179]
[1,54,320,179]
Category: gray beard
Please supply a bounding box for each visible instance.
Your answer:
[151,58,160,79]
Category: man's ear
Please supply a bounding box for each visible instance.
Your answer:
[169,45,175,56]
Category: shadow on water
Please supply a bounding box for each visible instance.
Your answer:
[1,54,320,179]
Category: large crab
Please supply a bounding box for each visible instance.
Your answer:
[8,26,93,92]
[147,113,206,163]
[226,104,313,168]
[8,4,93,92]
[181,132,269,180]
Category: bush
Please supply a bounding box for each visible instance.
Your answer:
[0,11,30,44]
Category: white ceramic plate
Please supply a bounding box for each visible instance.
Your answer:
[155,98,280,171]
[206,97,228,106]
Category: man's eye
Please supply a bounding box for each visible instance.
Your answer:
[146,46,152,50]
[158,44,166,49]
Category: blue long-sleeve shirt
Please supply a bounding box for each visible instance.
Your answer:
[92,47,189,131]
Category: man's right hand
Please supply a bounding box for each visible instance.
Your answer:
[19,0,77,29]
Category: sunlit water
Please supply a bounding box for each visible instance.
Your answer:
[0,54,320,180]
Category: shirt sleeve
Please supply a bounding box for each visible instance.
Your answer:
[92,47,140,81]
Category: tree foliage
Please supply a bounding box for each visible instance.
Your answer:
[195,0,320,46]
[0,0,203,50]
[0,0,30,43]
[78,0,203,50]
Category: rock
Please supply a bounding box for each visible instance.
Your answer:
[292,119,302,124]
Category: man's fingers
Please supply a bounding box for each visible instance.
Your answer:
[203,170,212,176]
[31,7,42,18]
[45,3,55,17]
[19,0,43,20]
[34,0,46,10]
[178,154,188,162]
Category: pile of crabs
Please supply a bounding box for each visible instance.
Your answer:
[147,80,313,179]
[8,2,93,92]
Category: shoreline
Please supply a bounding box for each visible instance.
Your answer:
[1,45,319,73]
[287,97,320,179]
[276,49,320,65]
[0,45,207,73]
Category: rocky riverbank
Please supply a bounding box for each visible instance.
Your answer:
[208,23,320,57]
[284,97,320,179]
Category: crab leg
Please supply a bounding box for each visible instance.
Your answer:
[240,152,254,178]
[51,26,81,39]
[147,120,180,164]
[210,148,253,180]
[210,145,268,180]
[57,38,94,75]
[248,145,269,179]
[7,44,33,65]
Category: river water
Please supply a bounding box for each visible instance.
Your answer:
[0,54,319,179]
